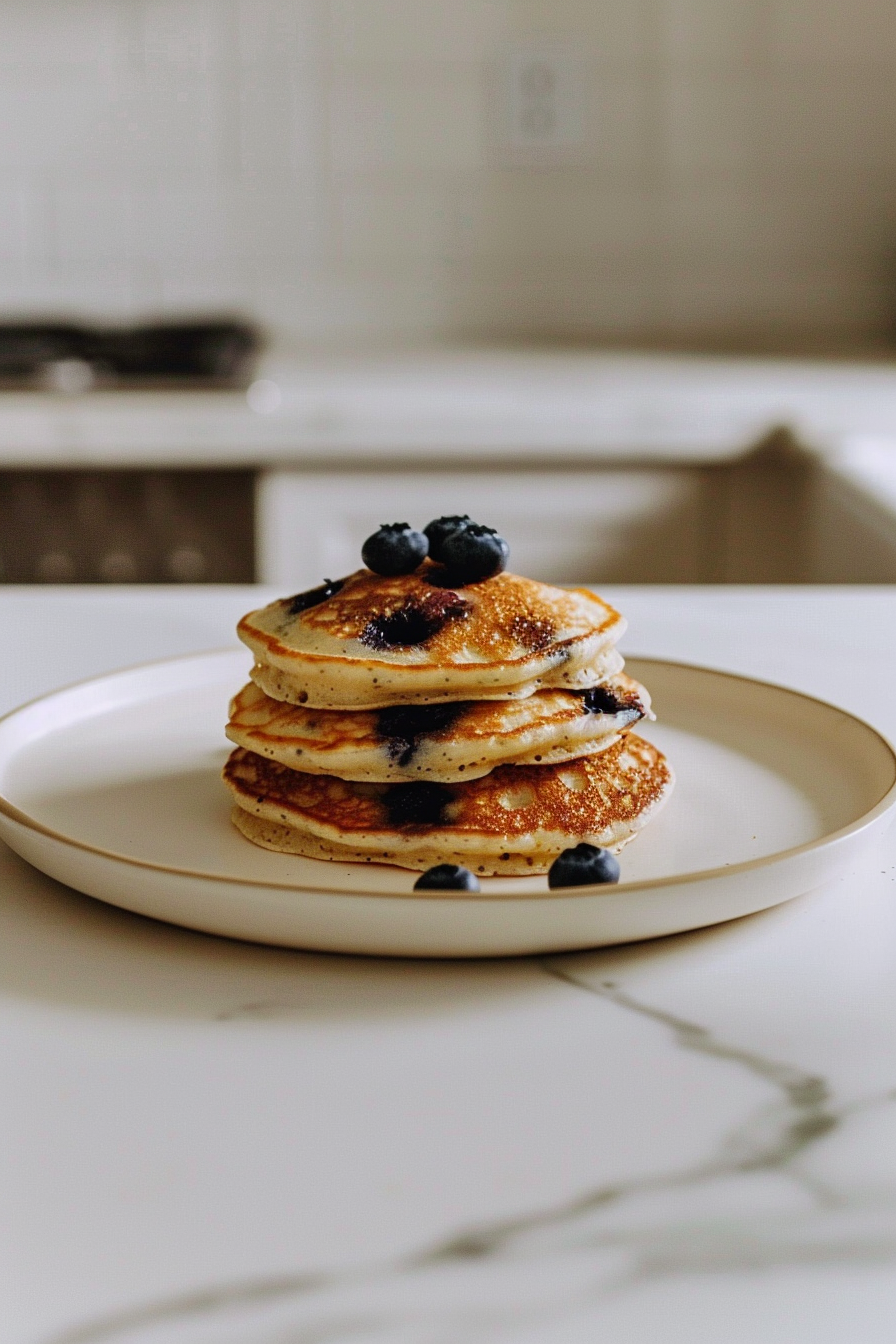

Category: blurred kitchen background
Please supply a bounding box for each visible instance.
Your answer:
[3,0,896,586]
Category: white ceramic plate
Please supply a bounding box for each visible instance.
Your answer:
[0,650,893,957]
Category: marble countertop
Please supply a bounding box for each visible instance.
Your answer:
[3,347,896,466]
[4,585,896,1343]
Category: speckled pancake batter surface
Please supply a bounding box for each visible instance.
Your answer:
[238,565,626,710]
[226,522,673,880]
[224,734,673,876]
[226,672,650,783]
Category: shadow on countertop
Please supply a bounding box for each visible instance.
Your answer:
[0,834,852,1024]
[0,841,555,1022]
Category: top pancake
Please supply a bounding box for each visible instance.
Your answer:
[238,566,626,710]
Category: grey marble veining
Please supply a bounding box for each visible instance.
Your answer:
[47,959,896,1344]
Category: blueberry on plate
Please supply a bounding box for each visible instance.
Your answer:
[423,514,473,562]
[414,863,481,892]
[547,843,620,889]
[362,523,429,576]
[438,523,509,584]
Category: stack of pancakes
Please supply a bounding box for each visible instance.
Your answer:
[223,564,673,877]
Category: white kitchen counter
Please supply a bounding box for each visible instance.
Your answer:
[3,585,896,1343]
[3,347,896,466]
[7,346,896,589]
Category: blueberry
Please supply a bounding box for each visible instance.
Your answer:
[438,524,509,585]
[581,685,625,714]
[581,685,642,719]
[361,523,429,576]
[547,843,620,889]
[414,863,481,892]
[286,577,345,616]
[384,782,452,827]
[359,590,470,650]
[423,515,473,562]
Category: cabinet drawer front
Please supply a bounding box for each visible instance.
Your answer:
[257,469,705,586]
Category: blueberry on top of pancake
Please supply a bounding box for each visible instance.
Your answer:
[361,523,429,577]
[433,523,509,585]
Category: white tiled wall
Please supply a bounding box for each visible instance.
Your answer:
[3,0,896,347]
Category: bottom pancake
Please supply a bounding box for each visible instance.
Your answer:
[224,735,673,876]
[229,807,571,875]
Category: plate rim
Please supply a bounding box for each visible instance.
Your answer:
[0,649,894,903]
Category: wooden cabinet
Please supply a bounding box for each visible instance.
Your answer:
[0,469,254,584]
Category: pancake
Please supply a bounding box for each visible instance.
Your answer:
[238,566,625,710]
[226,673,650,783]
[224,735,673,876]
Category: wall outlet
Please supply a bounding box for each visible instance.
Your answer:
[500,46,586,165]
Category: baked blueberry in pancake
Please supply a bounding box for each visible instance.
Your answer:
[238,564,626,710]
[223,734,673,877]
[225,672,650,783]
